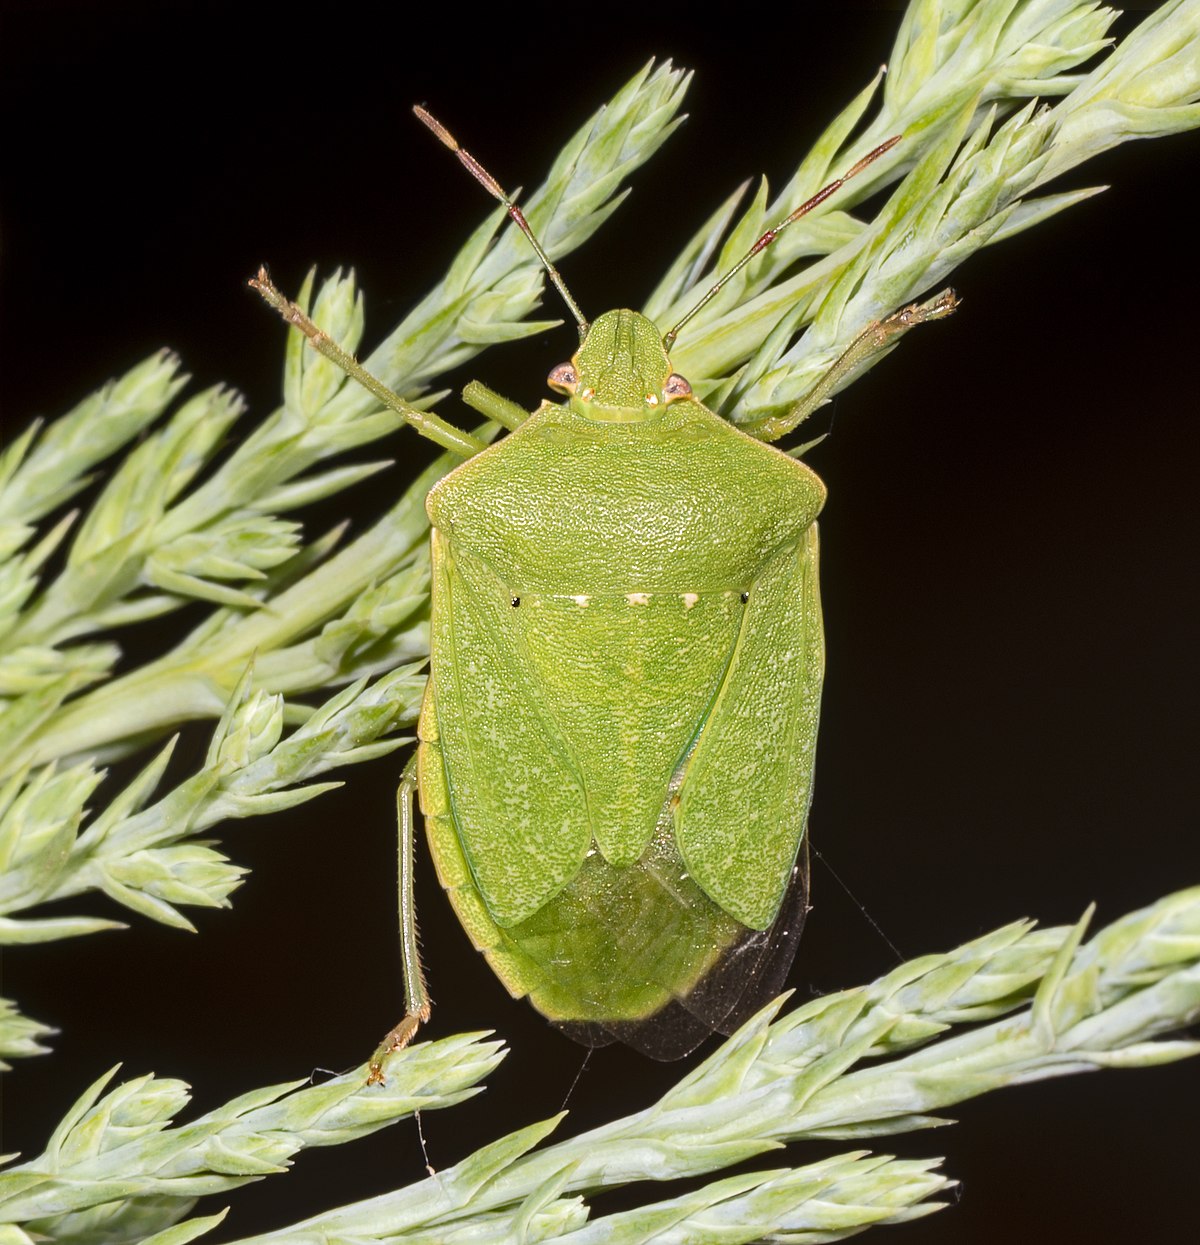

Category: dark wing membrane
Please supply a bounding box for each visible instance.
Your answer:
[554,839,809,1060]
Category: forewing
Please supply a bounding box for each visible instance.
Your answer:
[430,528,591,927]
[675,524,824,930]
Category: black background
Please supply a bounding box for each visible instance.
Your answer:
[2,2,1197,1242]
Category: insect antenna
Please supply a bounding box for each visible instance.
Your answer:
[414,106,590,343]
[663,134,902,351]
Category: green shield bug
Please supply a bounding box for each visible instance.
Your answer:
[254,109,955,1082]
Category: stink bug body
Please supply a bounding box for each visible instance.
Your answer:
[418,306,825,1057]
[253,110,953,1078]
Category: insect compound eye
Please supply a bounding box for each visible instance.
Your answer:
[662,373,693,402]
[547,362,578,394]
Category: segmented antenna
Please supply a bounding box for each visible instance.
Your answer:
[663,134,903,351]
[413,106,590,343]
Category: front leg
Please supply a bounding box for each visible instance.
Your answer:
[742,289,960,444]
[251,268,488,459]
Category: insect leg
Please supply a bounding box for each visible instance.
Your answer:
[461,380,530,430]
[367,753,432,1085]
[250,268,489,459]
[741,288,960,444]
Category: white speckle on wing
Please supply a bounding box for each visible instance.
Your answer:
[682,592,698,610]
[571,594,591,607]
[626,592,651,605]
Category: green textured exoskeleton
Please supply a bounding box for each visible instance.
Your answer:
[252,108,954,1078]
[420,309,824,1056]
